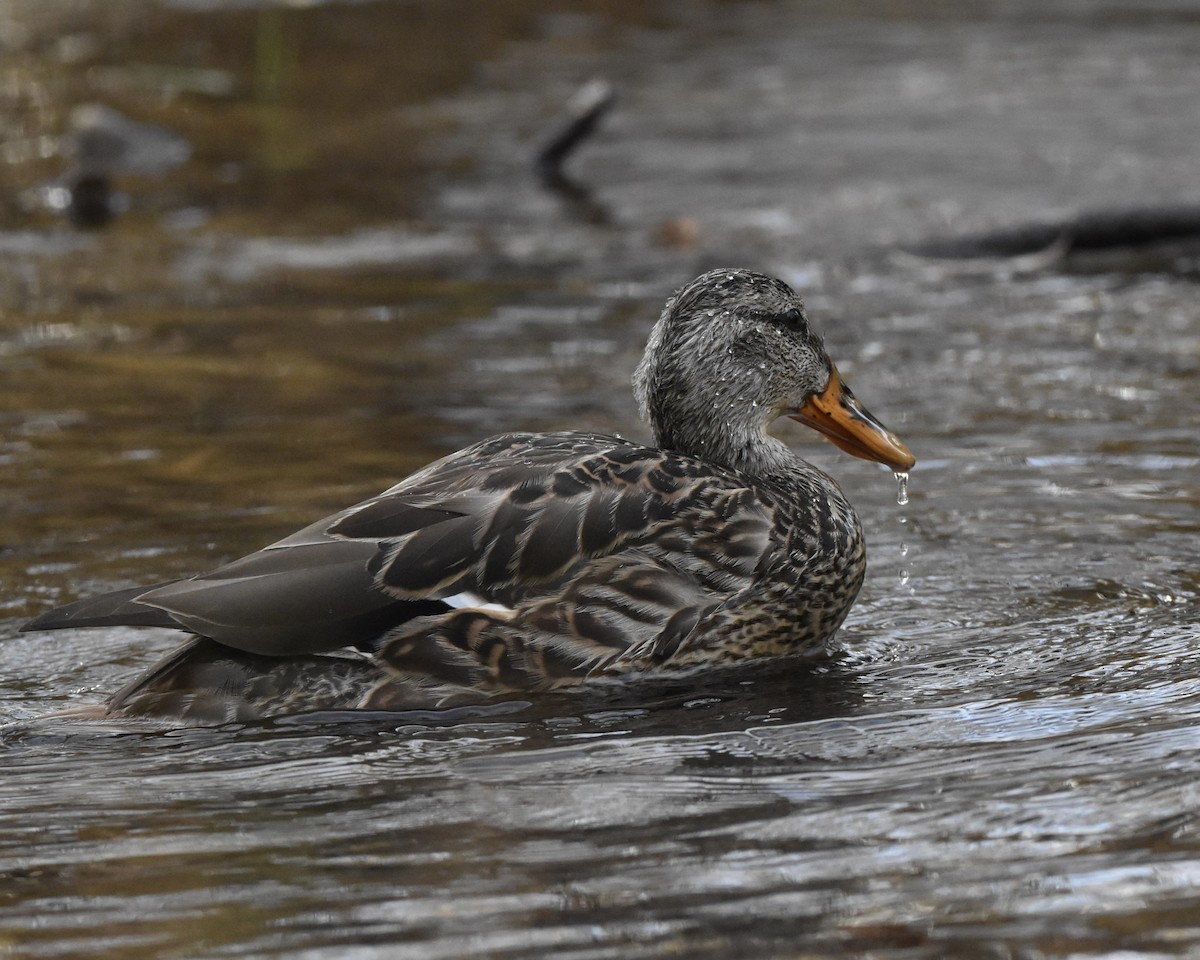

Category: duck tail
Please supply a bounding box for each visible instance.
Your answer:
[20,582,182,632]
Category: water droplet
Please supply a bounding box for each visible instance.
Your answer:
[894,473,911,586]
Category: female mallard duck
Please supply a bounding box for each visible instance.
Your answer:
[24,269,915,724]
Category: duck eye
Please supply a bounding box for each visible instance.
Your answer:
[774,307,806,332]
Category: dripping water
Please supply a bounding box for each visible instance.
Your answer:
[894,470,910,585]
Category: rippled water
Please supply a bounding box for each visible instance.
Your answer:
[3,1,1200,957]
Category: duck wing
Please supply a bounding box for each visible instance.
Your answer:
[21,513,445,655]
[360,432,782,692]
[25,431,781,675]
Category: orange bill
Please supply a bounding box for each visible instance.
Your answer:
[788,366,916,472]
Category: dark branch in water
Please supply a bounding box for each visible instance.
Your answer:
[905,204,1200,260]
[539,169,610,225]
[534,78,615,178]
[533,79,615,224]
[50,104,191,229]
[67,173,115,229]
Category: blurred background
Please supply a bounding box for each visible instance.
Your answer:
[2,1,1200,958]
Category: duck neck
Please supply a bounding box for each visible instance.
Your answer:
[653,412,803,484]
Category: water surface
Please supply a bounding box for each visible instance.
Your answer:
[2,1,1200,957]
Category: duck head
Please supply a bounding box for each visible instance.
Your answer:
[633,268,915,475]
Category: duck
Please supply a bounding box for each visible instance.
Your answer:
[23,269,915,724]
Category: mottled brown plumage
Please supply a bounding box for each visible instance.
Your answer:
[24,269,914,724]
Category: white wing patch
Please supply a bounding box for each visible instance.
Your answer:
[441,591,515,616]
